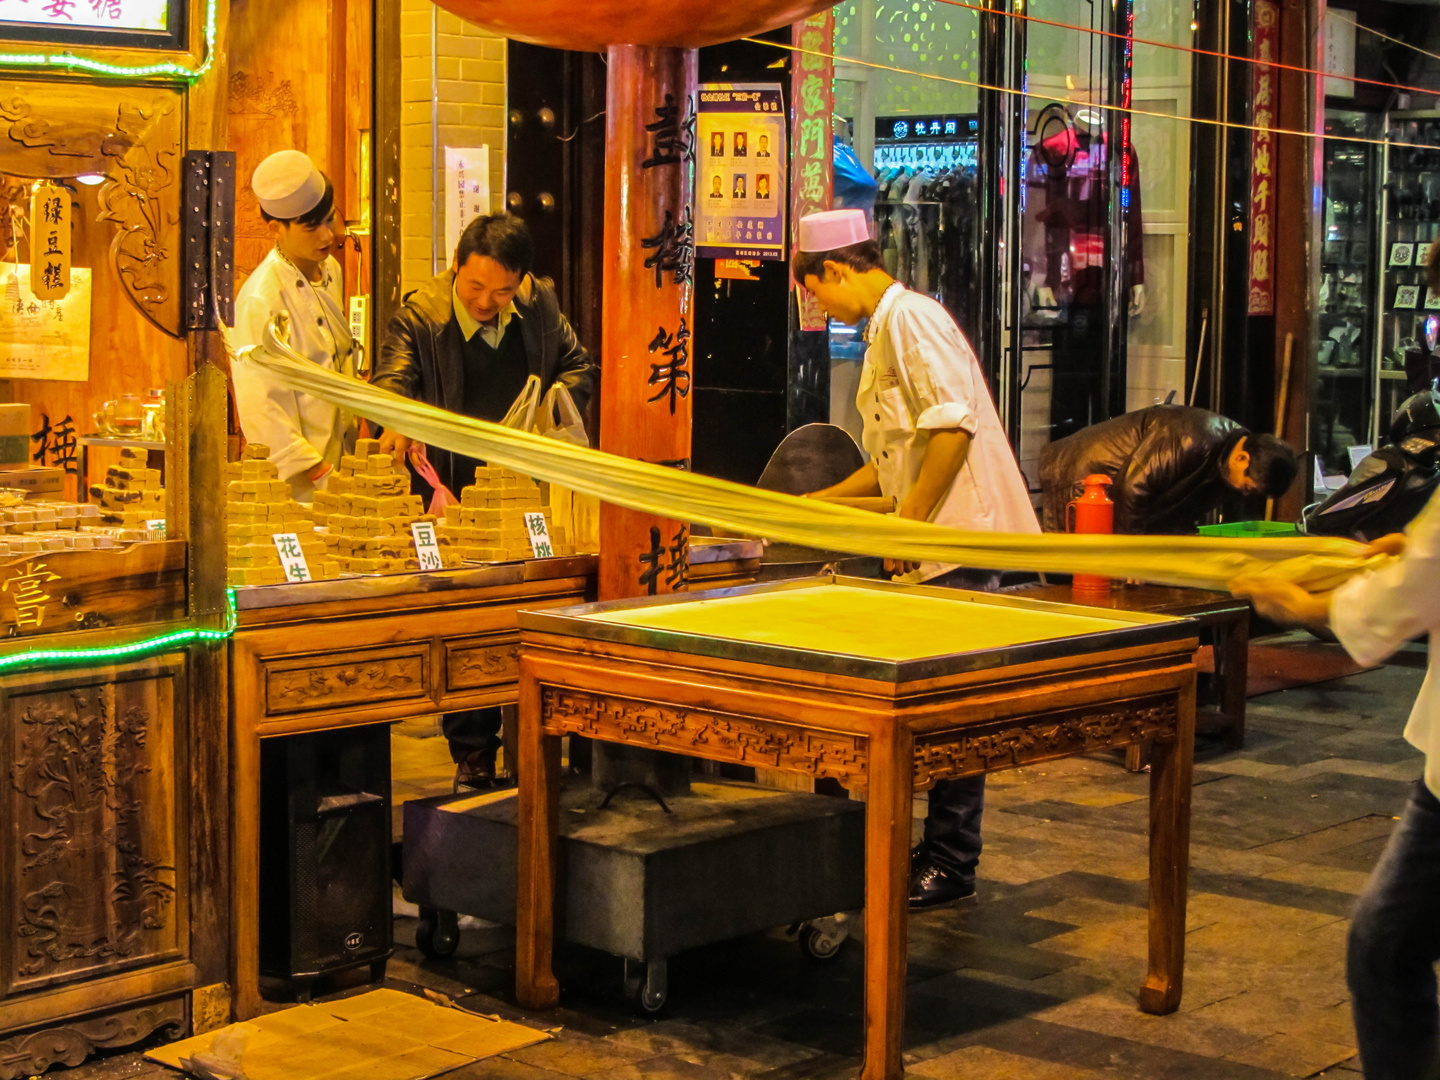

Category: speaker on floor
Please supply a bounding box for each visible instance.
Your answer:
[259,722,392,999]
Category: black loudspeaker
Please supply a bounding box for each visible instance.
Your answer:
[259,723,392,999]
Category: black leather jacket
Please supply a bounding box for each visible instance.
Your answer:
[1039,405,1245,534]
[371,270,596,495]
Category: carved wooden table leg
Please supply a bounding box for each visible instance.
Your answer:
[860,723,913,1080]
[516,665,561,1010]
[1219,613,1250,750]
[1138,683,1195,1014]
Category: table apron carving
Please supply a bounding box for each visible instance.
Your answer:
[912,695,1180,786]
[540,685,868,781]
[262,646,431,716]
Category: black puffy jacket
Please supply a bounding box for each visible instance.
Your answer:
[1038,405,1245,534]
[371,270,596,496]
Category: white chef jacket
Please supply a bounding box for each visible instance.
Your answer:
[1332,488,1440,797]
[860,283,1038,581]
[231,247,355,499]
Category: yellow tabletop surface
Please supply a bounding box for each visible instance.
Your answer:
[584,584,1142,662]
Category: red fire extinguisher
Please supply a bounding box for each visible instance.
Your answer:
[1066,473,1114,596]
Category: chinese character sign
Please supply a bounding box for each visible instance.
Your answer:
[2,560,60,631]
[444,146,491,265]
[30,183,70,302]
[1247,0,1278,316]
[790,10,834,332]
[695,84,787,262]
[0,0,168,30]
[0,265,91,381]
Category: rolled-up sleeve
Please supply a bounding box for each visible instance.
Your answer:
[1331,492,1440,667]
[890,309,981,435]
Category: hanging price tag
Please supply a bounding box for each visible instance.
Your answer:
[30,182,70,301]
[523,511,554,559]
[271,532,312,582]
[410,521,443,571]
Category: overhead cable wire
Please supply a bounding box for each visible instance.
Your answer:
[1353,20,1440,68]
[919,0,1440,105]
[760,37,1440,153]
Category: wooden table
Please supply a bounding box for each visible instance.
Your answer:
[514,576,1199,1080]
[1025,583,1251,763]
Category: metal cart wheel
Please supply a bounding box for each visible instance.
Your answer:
[623,957,668,1015]
[415,907,460,958]
[798,914,850,962]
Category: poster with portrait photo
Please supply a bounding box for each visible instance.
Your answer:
[1395,284,1421,309]
[695,83,787,261]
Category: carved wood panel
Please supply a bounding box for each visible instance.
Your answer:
[4,667,185,996]
[0,82,184,338]
[540,686,868,781]
[446,635,520,693]
[912,696,1180,788]
[263,645,430,716]
[0,997,185,1080]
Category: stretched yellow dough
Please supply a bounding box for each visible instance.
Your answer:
[588,585,1136,660]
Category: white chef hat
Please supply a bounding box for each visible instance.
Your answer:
[797,209,870,252]
[252,150,326,220]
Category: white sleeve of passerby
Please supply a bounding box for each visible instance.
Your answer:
[1331,492,1440,667]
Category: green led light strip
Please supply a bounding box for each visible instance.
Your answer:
[0,587,236,673]
[0,0,216,81]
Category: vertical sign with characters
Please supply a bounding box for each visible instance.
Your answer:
[30,183,70,302]
[597,47,697,602]
[1247,0,1278,316]
[271,533,311,583]
[695,84,787,262]
[790,11,834,331]
[444,146,491,267]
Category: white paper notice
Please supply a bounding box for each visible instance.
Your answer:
[411,520,443,571]
[0,265,91,381]
[445,147,491,264]
[523,511,554,559]
[271,532,312,583]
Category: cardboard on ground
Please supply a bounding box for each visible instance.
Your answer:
[147,988,549,1080]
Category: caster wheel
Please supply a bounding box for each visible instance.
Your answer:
[415,908,460,958]
[623,958,668,1015]
[798,915,849,962]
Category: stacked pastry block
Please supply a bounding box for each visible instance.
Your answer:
[0,499,128,556]
[225,444,338,587]
[437,466,572,562]
[311,438,460,573]
[89,446,165,533]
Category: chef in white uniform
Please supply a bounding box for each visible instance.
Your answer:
[231,149,355,501]
[793,207,1040,915]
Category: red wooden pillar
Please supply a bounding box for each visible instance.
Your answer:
[597,46,697,602]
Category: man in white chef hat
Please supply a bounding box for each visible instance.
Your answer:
[231,149,355,501]
[794,208,1039,912]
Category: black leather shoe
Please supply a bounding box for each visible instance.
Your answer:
[908,863,977,912]
[454,751,496,791]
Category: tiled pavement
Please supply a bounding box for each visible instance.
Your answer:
[63,646,1427,1080]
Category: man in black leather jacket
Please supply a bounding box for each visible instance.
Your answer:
[1039,404,1297,534]
[372,213,596,784]
[372,213,596,497]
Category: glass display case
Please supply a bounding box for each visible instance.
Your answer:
[1377,110,1440,427]
[1314,110,1382,475]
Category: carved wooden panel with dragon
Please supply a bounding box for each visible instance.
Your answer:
[2,663,186,997]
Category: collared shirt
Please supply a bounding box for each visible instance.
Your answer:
[859,282,1038,581]
[1332,490,1440,797]
[453,286,521,348]
[231,247,355,497]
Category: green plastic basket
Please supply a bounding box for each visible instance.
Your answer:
[1195,520,1299,538]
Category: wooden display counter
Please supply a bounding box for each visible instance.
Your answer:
[515,577,1200,1080]
[228,537,762,1018]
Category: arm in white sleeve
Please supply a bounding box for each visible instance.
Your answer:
[230,288,324,480]
[1331,495,1440,667]
[888,308,980,435]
